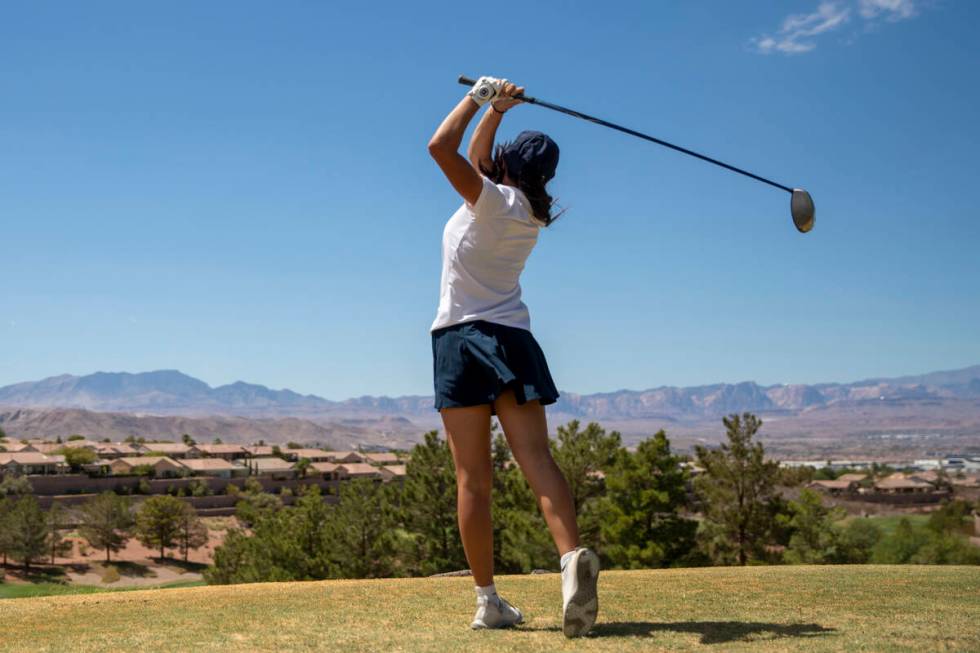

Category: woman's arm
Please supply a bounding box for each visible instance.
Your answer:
[468,82,524,172]
[466,108,501,173]
[427,96,484,205]
[428,78,523,205]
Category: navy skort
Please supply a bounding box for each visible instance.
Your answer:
[431,320,560,413]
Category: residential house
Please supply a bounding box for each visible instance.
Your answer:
[0,452,66,475]
[874,476,934,494]
[380,465,407,482]
[807,480,857,496]
[324,451,366,464]
[109,456,183,478]
[179,458,247,479]
[283,448,333,462]
[836,473,867,483]
[82,459,114,476]
[94,443,143,459]
[251,457,296,478]
[336,463,382,480]
[309,461,341,480]
[196,444,248,460]
[29,439,104,454]
[363,452,400,466]
[244,445,275,457]
[2,442,42,454]
[910,470,939,482]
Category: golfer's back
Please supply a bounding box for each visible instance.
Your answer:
[432,176,540,333]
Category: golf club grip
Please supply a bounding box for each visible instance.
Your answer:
[457,75,534,104]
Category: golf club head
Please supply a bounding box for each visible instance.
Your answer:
[791,189,815,233]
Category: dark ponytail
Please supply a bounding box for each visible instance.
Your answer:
[480,143,562,226]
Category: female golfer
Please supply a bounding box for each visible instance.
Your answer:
[427,76,599,637]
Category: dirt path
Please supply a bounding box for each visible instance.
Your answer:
[3,517,232,588]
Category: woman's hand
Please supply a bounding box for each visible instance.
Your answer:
[491,81,525,113]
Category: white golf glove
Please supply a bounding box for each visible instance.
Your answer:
[467,76,505,107]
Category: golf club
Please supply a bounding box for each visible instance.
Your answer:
[459,75,815,233]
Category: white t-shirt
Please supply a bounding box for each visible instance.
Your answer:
[431,176,542,332]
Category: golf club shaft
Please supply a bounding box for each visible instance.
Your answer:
[458,75,793,194]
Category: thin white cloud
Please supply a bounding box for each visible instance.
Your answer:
[752,0,920,55]
[858,0,916,20]
[754,2,851,54]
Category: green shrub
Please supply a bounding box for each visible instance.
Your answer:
[101,565,121,584]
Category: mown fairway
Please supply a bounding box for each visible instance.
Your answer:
[0,579,205,600]
[1,565,978,652]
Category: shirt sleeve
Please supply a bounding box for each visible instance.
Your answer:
[469,176,508,218]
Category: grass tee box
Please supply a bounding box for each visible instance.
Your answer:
[1,566,978,652]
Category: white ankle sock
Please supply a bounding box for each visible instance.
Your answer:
[560,549,577,571]
[475,583,498,600]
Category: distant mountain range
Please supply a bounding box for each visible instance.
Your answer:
[1,366,978,453]
[1,366,979,421]
[0,407,416,450]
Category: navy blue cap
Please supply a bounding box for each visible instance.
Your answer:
[501,130,560,183]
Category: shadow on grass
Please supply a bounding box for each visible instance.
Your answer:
[110,561,158,578]
[526,621,836,644]
[163,559,209,574]
[14,566,70,585]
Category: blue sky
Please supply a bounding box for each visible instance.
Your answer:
[2,1,978,399]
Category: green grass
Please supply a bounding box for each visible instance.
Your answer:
[865,514,930,536]
[0,579,205,600]
[0,566,977,652]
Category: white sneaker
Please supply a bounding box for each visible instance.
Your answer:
[561,547,600,637]
[470,594,524,629]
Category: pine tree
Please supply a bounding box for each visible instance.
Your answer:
[599,431,697,568]
[206,511,287,585]
[8,496,50,571]
[78,493,133,563]
[493,464,556,573]
[838,518,882,563]
[399,431,465,575]
[234,484,282,528]
[695,413,780,565]
[552,420,621,512]
[47,503,73,564]
[176,503,209,563]
[0,496,12,567]
[324,480,401,578]
[551,420,622,544]
[783,488,847,564]
[135,495,186,561]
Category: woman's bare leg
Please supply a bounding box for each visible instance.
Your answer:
[494,389,580,555]
[440,404,494,587]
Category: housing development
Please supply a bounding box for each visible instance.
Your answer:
[0,437,406,515]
